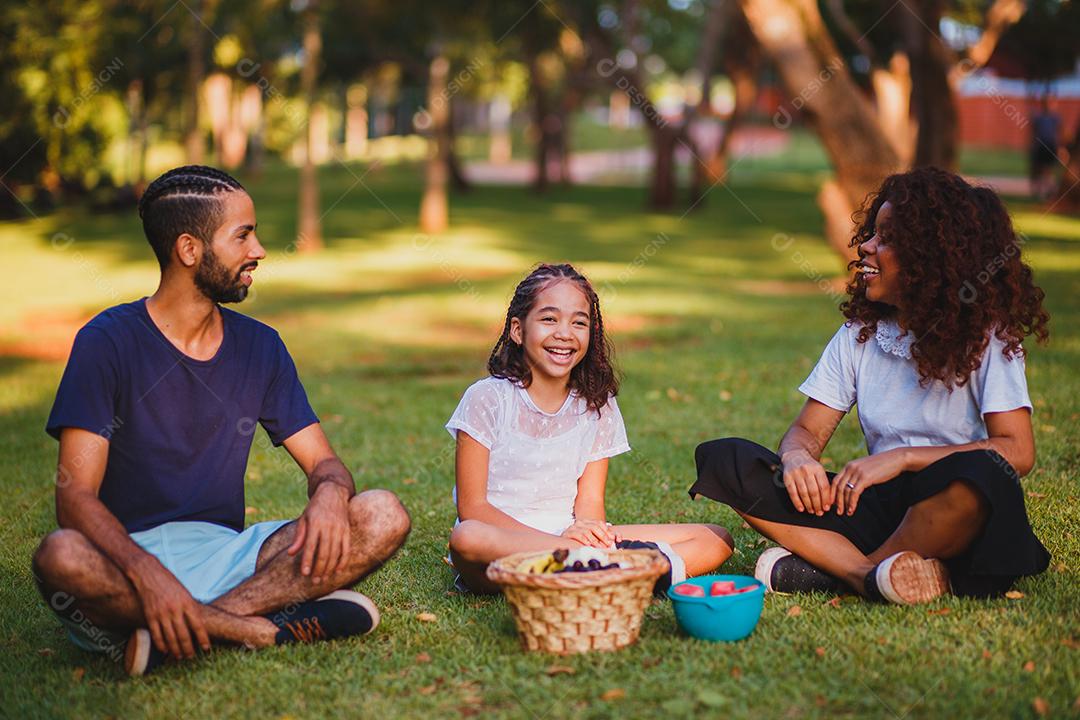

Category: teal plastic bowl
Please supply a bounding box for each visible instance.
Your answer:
[666,574,765,642]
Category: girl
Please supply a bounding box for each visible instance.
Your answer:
[692,168,1051,604]
[447,263,733,593]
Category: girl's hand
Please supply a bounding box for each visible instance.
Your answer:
[832,448,908,515]
[781,449,833,516]
[561,519,617,548]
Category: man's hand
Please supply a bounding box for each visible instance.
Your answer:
[561,519,618,548]
[288,482,351,583]
[129,556,210,659]
[781,448,833,516]
[832,448,907,515]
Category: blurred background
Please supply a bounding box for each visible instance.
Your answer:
[2,0,1078,235]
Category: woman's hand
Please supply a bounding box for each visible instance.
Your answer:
[832,448,908,515]
[781,448,833,516]
[561,519,619,548]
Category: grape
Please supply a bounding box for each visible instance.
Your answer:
[588,559,601,569]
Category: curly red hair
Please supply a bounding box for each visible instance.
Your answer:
[841,167,1049,387]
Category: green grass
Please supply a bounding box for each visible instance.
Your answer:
[1,158,1077,719]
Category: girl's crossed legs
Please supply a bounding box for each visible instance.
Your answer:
[449,520,733,594]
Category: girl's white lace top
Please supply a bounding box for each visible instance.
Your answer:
[446,376,630,534]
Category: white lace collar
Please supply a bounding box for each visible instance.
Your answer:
[874,320,913,360]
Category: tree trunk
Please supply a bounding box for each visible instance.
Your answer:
[445,108,471,193]
[297,3,323,251]
[897,0,958,169]
[184,0,208,164]
[528,54,551,192]
[419,54,450,233]
[737,0,900,261]
[871,54,915,165]
[706,5,760,183]
[649,125,679,208]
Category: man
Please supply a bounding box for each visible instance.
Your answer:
[32,165,410,676]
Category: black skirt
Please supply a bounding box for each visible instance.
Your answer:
[689,437,1051,597]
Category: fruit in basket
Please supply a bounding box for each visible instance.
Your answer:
[516,549,568,574]
[673,583,706,597]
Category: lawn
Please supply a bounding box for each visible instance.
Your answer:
[1,157,1077,719]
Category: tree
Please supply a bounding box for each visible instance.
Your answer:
[419,52,451,233]
[736,0,1031,257]
[296,0,323,251]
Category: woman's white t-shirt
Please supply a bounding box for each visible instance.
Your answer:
[799,320,1032,456]
[446,376,631,535]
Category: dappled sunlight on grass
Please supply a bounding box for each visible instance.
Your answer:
[1,159,1078,718]
[1013,210,1080,242]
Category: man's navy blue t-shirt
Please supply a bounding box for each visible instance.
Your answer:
[46,298,318,533]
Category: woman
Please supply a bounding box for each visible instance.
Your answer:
[691,167,1051,604]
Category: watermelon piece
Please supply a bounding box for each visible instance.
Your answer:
[710,581,737,596]
[732,584,758,594]
[673,583,706,597]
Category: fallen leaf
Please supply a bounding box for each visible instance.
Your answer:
[1023,661,1036,672]
[1072,696,1080,711]
[1032,697,1049,716]
[928,607,951,616]
[825,596,842,608]
[730,666,743,679]
[402,477,417,485]
[245,506,258,515]
[1061,636,1080,650]
[600,688,626,701]
[740,521,751,530]
[786,605,803,617]
[418,684,437,696]
[72,667,85,682]
[696,689,727,708]
[462,694,483,705]
[641,657,661,669]
[718,390,733,402]
[815,647,826,657]
[815,695,827,707]
[545,665,575,676]
[37,648,54,657]
[416,652,432,663]
[416,612,437,623]
[444,591,459,597]
[982,650,993,660]
[1005,590,1025,599]
[666,387,680,401]
[1026,492,1046,499]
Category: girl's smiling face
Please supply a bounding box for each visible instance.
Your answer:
[857,200,903,308]
[509,279,591,383]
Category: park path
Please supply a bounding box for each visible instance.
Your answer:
[464,126,789,186]
[465,126,1031,197]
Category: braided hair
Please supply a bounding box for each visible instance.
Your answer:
[139,165,246,269]
[488,263,619,414]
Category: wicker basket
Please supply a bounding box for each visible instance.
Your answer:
[485,549,670,655]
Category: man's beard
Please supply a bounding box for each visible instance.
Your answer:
[194,245,250,304]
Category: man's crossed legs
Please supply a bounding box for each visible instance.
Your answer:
[32,490,410,675]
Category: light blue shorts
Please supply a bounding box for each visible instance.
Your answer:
[58,519,290,653]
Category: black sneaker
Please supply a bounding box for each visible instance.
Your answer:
[271,590,380,645]
[616,540,686,596]
[124,628,168,677]
[754,547,843,594]
[863,551,950,604]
